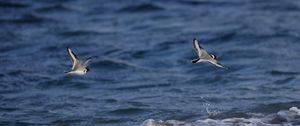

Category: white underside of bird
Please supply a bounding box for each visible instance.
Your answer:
[192,38,226,69]
[66,47,91,75]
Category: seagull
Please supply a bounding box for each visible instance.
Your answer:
[192,38,226,69]
[66,47,91,75]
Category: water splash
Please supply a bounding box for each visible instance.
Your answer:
[201,97,221,117]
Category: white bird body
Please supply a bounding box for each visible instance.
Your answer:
[66,70,87,75]
[192,38,226,69]
[66,47,91,75]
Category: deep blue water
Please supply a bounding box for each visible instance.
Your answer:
[1,0,300,125]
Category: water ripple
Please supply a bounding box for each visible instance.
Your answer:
[117,3,164,13]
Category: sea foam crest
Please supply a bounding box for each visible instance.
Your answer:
[141,107,300,126]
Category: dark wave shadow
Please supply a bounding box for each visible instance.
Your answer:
[273,77,295,85]
[117,3,164,13]
[93,117,123,124]
[0,1,29,8]
[0,13,58,24]
[179,0,245,7]
[114,83,171,91]
[58,30,114,37]
[34,4,76,13]
[268,70,300,76]
[249,1,300,12]
[250,101,300,113]
[110,108,148,115]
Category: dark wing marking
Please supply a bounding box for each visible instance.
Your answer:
[191,58,200,64]
[210,54,217,59]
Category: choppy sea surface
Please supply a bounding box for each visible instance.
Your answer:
[1,0,300,126]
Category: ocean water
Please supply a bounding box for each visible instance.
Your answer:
[1,0,300,126]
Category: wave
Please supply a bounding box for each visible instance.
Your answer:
[0,13,57,24]
[268,70,300,76]
[93,59,131,70]
[273,77,295,85]
[114,83,171,91]
[179,0,244,7]
[110,108,147,115]
[34,4,76,13]
[248,1,300,12]
[117,3,164,13]
[58,30,106,37]
[0,1,29,8]
[140,107,300,126]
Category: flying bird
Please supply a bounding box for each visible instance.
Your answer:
[192,38,226,69]
[66,47,91,75]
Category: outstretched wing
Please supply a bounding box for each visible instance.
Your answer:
[209,61,227,69]
[67,47,80,70]
[83,57,91,67]
[215,62,227,69]
[193,39,201,56]
[193,38,209,58]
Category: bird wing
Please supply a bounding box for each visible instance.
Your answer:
[193,39,201,56]
[67,47,81,70]
[211,61,227,69]
[193,39,210,58]
[83,58,92,67]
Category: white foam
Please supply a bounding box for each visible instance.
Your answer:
[141,107,300,126]
[140,119,156,126]
[289,107,300,115]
